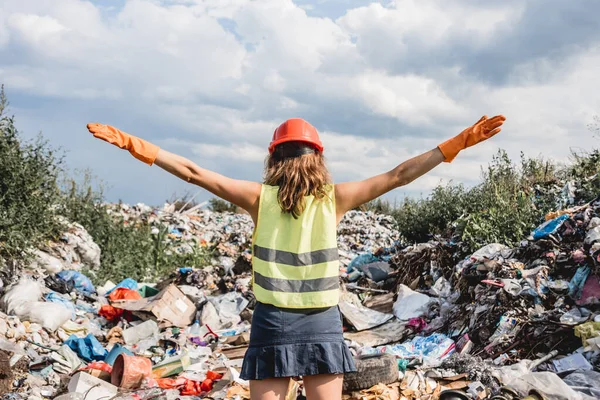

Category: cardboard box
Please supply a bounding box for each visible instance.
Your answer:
[112,284,196,328]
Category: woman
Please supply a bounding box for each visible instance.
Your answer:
[87,114,505,399]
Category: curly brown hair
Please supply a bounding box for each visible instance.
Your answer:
[264,142,331,218]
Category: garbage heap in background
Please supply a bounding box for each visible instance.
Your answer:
[0,196,599,399]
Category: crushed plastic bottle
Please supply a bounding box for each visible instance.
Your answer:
[186,320,202,338]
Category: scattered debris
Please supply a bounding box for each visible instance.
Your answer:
[0,197,598,399]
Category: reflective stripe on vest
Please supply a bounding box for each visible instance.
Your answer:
[251,184,340,308]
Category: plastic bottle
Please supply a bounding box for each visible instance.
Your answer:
[188,320,201,337]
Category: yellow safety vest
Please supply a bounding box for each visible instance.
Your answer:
[252,184,340,308]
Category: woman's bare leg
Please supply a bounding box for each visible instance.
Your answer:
[250,377,291,400]
[303,374,343,400]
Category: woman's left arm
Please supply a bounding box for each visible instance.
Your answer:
[335,115,505,218]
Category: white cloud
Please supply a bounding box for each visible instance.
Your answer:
[349,71,466,125]
[1,0,599,206]
[7,13,69,50]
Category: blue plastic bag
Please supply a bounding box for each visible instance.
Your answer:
[64,334,107,362]
[57,270,96,295]
[569,266,591,300]
[105,278,138,296]
[532,214,569,240]
[45,292,76,319]
[347,253,381,273]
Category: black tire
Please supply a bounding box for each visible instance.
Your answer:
[343,354,399,392]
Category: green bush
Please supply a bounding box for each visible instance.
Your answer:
[457,151,551,250]
[0,85,211,282]
[0,86,64,261]
[568,149,600,203]
[393,150,561,253]
[60,174,213,284]
[393,184,468,243]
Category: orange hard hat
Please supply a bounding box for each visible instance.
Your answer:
[268,118,323,154]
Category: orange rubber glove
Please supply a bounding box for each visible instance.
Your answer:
[438,115,506,162]
[86,123,160,166]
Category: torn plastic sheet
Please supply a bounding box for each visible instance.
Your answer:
[569,266,591,300]
[562,370,600,399]
[470,243,510,260]
[393,285,431,321]
[338,300,393,331]
[505,371,596,400]
[356,262,391,282]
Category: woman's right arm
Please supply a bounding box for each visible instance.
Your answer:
[154,149,261,220]
[86,123,261,221]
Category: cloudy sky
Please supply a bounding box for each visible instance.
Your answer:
[1,0,599,206]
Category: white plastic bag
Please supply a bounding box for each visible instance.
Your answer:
[122,320,159,345]
[200,301,221,330]
[30,250,66,273]
[393,285,431,320]
[27,302,72,331]
[506,371,596,400]
[0,278,43,317]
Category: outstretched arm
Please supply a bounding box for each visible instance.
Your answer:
[153,149,261,219]
[335,148,444,217]
[86,123,261,221]
[335,115,505,219]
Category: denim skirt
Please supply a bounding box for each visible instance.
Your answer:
[239,302,357,380]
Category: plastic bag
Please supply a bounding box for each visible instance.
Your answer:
[32,250,66,273]
[347,253,381,272]
[65,334,108,362]
[208,292,249,329]
[357,262,391,282]
[585,226,600,245]
[122,320,159,346]
[562,370,600,399]
[0,338,25,355]
[505,371,596,400]
[99,288,143,321]
[0,278,43,317]
[560,308,588,325]
[200,301,221,330]
[28,301,72,331]
[105,278,137,296]
[393,285,431,320]
[470,243,509,260]
[379,333,455,367]
[531,214,569,240]
[45,292,76,319]
[569,266,591,300]
[57,270,96,295]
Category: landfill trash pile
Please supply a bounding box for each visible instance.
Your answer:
[0,193,598,399]
[339,199,600,399]
[27,219,101,275]
[0,204,404,399]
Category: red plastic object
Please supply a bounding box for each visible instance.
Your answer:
[111,354,152,390]
[99,288,142,321]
